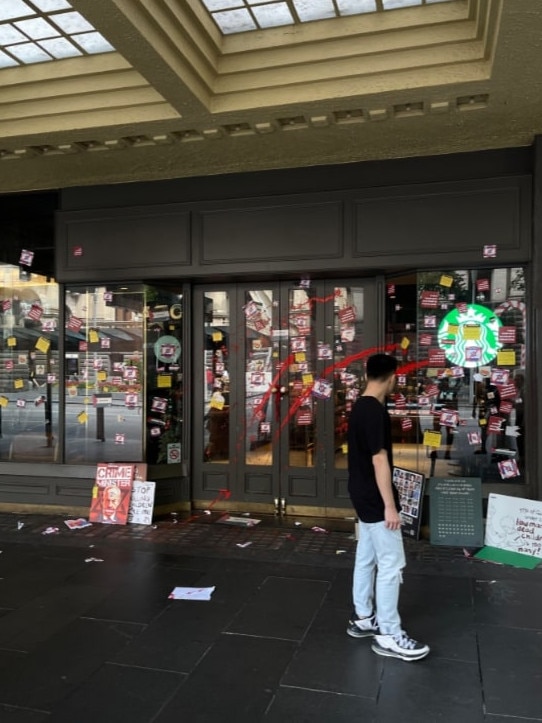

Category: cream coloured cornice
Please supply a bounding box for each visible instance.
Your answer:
[1,0,541,192]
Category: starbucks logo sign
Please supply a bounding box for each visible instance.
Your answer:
[438,304,502,368]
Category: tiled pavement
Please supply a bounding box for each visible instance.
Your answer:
[0,509,540,722]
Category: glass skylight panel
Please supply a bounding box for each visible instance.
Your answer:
[337,0,377,15]
[293,0,335,23]
[8,41,51,62]
[31,0,71,10]
[252,3,293,28]
[0,1,116,67]
[0,49,18,67]
[0,1,34,22]
[15,17,60,39]
[214,8,257,34]
[38,35,81,58]
[382,0,422,8]
[202,0,244,10]
[0,24,26,44]
[48,11,94,34]
[202,0,455,34]
[71,31,114,54]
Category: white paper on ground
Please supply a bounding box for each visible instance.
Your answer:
[168,586,216,601]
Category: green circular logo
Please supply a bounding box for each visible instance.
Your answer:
[438,303,502,368]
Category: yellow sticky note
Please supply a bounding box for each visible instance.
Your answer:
[497,350,516,366]
[77,411,88,424]
[302,373,314,386]
[0,396,8,408]
[83,397,90,404]
[440,274,454,288]
[97,370,107,382]
[7,336,16,348]
[341,443,348,454]
[212,332,223,342]
[423,430,442,448]
[295,352,306,363]
[35,336,50,353]
[210,397,225,410]
[157,374,172,388]
[463,325,481,340]
[447,324,458,336]
[14,378,24,390]
[88,329,99,343]
[401,337,410,350]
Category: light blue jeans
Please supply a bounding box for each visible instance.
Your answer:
[353,520,406,635]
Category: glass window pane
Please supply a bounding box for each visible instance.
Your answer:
[64,285,145,464]
[385,268,527,484]
[288,287,316,468]
[204,292,230,463]
[245,290,273,466]
[0,265,59,462]
[333,286,365,469]
[145,287,183,465]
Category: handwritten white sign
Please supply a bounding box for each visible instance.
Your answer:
[485,493,542,558]
[127,481,156,525]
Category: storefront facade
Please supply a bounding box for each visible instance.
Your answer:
[0,143,540,516]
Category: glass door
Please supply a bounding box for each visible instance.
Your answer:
[192,280,379,514]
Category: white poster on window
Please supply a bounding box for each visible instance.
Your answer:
[485,493,542,558]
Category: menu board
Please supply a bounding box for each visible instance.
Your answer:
[429,477,483,547]
[393,467,425,540]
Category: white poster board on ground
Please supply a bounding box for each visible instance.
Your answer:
[127,481,156,525]
[485,493,542,558]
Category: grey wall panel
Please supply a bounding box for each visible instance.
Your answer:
[197,200,343,265]
[352,179,531,264]
[57,205,191,282]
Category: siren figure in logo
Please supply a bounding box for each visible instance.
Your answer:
[437,304,502,368]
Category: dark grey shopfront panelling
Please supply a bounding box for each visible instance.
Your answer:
[352,179,529,261]
[56,176,531,282]
[57,205,191,281]
[196,200,343,265]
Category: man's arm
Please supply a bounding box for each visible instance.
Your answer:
[372,449,402,530]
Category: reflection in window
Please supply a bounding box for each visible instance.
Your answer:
[0,263,59,462]
[203,291,230,463]
[64,284,183,466]
[386,268,527,484]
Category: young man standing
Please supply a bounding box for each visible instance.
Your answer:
[346,353,429,662]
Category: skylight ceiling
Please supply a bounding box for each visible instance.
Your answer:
[0,0,115,68]
[201,0,455,35]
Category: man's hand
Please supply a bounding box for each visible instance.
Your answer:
[384,506,402,531]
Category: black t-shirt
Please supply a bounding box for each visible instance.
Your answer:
[347,395,400,523]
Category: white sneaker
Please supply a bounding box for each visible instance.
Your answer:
[372,631,429,661]
[346,611,379,638]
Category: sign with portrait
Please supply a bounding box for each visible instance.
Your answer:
[393,467,426,540]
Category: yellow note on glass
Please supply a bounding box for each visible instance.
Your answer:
[440,274,454,288]
[157,374,172,388]
[212,332,223,342]
[423,430,442,448]
[401,337,410,350]
[35,336,50,353]
[302,373,314,386]
[7,336,16,348]
[497,350,516,365]
[97,370,107,382]
[447,324,458,336]
[295,352,306,363]
[14,378,24,390]
[88,329,99,344]
[463,325,481,340]
[77,411,88,424]
[0,396,8,408]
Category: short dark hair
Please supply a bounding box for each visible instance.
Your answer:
[366,353,398,381]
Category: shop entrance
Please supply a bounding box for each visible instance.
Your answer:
[192,280,379,516]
